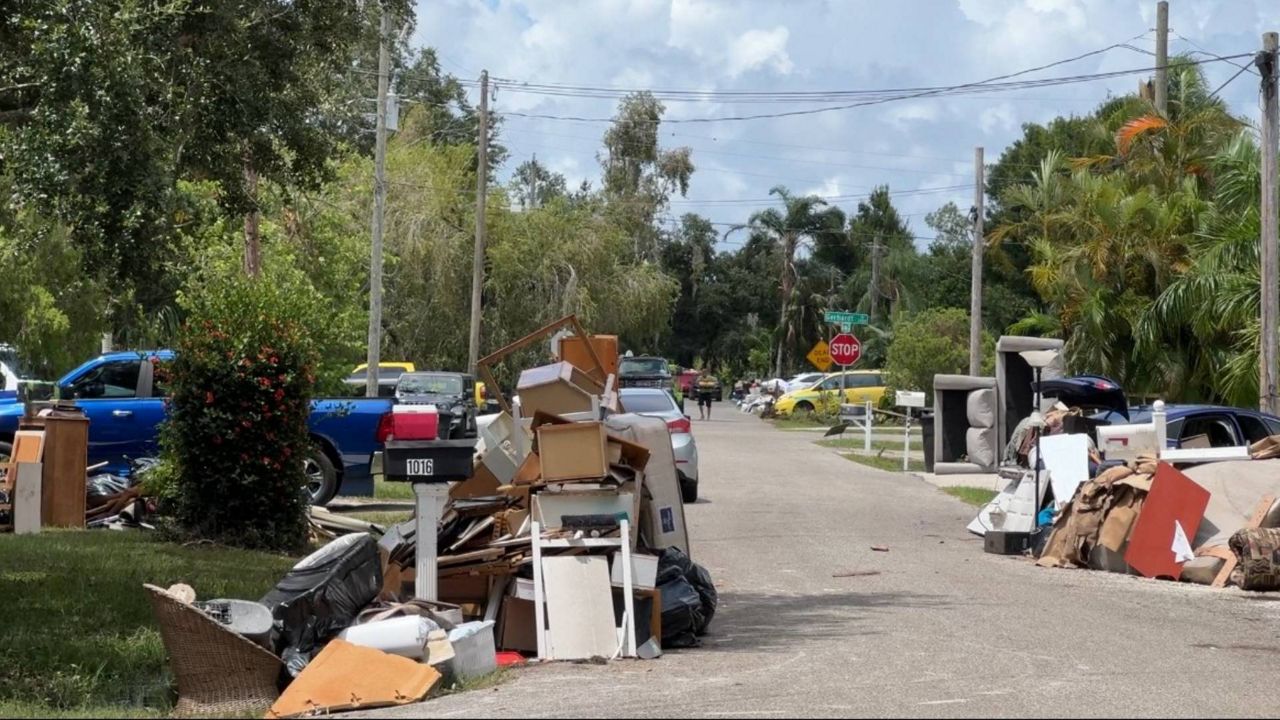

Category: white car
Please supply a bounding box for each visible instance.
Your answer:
[786,372,826,393]
[619,388,699,503]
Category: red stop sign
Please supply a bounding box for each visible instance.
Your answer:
[829,333,862,366]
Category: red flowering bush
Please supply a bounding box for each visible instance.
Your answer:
[161,272,320,551]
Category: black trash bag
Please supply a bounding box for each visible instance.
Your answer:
[656,546,694,586]
[260,532,382,674]
[658,575,704,649]
[688,563,717,636]
[657,546,718,637]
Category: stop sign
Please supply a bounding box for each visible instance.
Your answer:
[829,332,861,366]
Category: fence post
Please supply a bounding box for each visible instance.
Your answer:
[864,400,873,453]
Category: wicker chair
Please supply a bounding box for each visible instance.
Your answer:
[143,584,283,717]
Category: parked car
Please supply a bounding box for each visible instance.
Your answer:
[1042,375,1280,449]
[773,370,887,416]
[344,362,415,397]
[396,371,478,439]
[619,387,699,503]
[617,355,673,392]
[0,351,395,505]
[785,372,826,393]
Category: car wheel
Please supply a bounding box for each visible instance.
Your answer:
[303,448,339,506]
[680,476,698,503]
[794,401,814,415]
[0,440,11,464]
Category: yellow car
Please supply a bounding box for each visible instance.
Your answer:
[774,370,887,415]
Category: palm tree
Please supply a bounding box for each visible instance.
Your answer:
[748,186,845,377]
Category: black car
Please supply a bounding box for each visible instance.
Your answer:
[395,371,478,439]
[618,355,673,391]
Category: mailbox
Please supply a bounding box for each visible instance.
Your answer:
[383,438,477,483]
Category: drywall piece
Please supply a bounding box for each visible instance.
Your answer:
[1038,433,1090,506]
[1124,462,1211,580]
[1183,460,1280,549]
[13,462,42,535]
[542,556,617,660]
[266,639,440,718]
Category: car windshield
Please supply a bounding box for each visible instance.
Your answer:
[620,358,668,375]
[399,374,463,395]
[621,392,676,413]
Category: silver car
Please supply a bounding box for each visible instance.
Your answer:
[619,388,699,503]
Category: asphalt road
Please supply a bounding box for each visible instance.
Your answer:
[359,407,1280,718]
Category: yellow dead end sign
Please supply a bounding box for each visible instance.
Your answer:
[806,340,833,372]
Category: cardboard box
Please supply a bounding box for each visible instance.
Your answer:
[558,334,619,380]
[497,597,539,653]
[537,422,608,482]
[517,362,605,417]
[439,574,490,604]
[610,551,658,590]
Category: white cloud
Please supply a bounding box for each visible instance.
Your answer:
[727,27,794,78]
[416,0,1272,227]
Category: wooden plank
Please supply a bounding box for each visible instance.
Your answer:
[437,547,503,567]
[40,417,87,528]
[542,555,617,660]
[13,462,42,535]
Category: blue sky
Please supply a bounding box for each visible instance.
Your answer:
[414,0,1277,248]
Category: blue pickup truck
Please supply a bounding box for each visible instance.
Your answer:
[0,351,393,504]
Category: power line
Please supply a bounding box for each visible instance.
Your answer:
[1208,62,1254,102]
[493,53,1250,124]
[1173,32,1260,77]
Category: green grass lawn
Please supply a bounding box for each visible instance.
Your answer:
[840,452,926,473]
[374,477,415,500]
[0,531,296,718]
[941,486,999,507]
[816,438,923,453]
[346,509,413,528]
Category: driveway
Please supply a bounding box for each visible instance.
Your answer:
[357,406,1280,718]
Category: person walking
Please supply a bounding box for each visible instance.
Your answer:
[695,368,717,421]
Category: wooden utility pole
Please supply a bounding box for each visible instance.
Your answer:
[1155,1,1169,115]
[969,146,984,376]
[364,6,391,398]
[467,70,490,375]
[1260,32,1279,413]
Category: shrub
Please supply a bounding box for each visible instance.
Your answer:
[161,269,321,551]
[884,308,994,401]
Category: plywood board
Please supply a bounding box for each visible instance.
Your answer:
[1124,462,1211,580]
[542,556,617,660]
[13,462,42,535]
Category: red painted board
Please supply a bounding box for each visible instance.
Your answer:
[1124,462,1210,580]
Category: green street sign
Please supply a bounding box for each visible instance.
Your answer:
[824,311,869,331]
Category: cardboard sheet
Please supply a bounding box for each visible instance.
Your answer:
[1038,433,1089,507]
[266,639,440,718]
[1124,462,1210,580]
[604,414,690,554]
[542,556,617,660]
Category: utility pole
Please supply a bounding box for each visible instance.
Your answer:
[1155,1,1169,115]
[1260,32,1279,413]
[969,146,984,376]
[364,6,391,398]
[467,70,490,375]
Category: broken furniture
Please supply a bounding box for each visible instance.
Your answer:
[517,362,607,419]
[27,407,89,528]
[995,336,1064,450]
[557,333,620,381]
[145,584,283,718]
[531,518,637,660]
[932,374,999,474]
